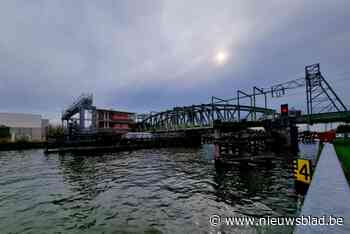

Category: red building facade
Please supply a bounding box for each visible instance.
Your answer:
[96,109,135,133]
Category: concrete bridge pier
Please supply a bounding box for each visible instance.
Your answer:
[183,131,202,147]
[213,119,300,164]
[79,109,85,129]
[213,128,221,161]
[290,124,299,154]
[273,125,299,154]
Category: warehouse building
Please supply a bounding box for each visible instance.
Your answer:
[0,113,49,142]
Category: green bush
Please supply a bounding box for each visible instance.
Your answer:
[336,124,350,133]
[47,125,64,138]
[0,126,10,139]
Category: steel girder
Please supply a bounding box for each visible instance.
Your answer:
[139,104,275,131]
[296,111,350,124]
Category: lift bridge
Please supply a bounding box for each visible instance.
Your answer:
[139,64,350,132]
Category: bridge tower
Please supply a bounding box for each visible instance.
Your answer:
[305,64,348,123]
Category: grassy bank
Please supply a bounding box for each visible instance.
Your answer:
[333,139,350,184]
[0,141,45,151]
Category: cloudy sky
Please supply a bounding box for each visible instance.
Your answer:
[0,0,349,122]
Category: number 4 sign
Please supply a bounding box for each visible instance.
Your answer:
[293,159,312,184]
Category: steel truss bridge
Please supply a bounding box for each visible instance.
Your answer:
[139,64,350,132]
[139,104,275,132]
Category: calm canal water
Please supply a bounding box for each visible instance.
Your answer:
[0,144,316,234]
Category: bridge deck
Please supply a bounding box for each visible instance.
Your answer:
[296,111,350,124]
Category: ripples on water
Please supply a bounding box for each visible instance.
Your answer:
[0,145,316,233]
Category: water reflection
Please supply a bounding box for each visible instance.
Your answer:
[0,145,316,233]
[214,154,298,216]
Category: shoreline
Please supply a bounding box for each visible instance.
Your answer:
[0,141,45,151]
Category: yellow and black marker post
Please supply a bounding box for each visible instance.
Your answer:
[293,159,313,195]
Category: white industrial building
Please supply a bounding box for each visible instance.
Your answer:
[0,113,49,142]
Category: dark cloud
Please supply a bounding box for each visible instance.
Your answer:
[0,0,349,122]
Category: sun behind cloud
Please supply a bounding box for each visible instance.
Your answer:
[214,51,229,65]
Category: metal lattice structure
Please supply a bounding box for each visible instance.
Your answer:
[61,93,96,131]
[213,63,348,124]
[140,63,349,130]
[211,77,307,122]
[305,64,348,116]
[139,104,275,131]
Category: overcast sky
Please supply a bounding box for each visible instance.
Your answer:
[0,0,349,122]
